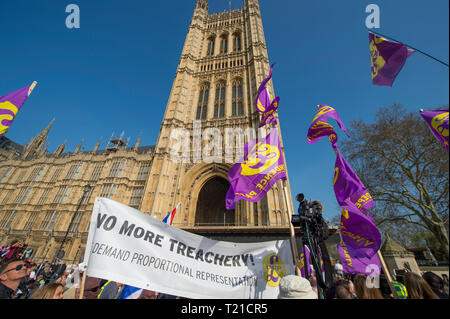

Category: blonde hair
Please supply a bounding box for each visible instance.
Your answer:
[31,283,64,299]
[353,274,384,299]
[404,272,439,299]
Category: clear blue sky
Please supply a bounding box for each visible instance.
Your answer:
[1,0,448,222]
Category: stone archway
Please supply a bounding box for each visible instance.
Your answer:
[194,176,235,226]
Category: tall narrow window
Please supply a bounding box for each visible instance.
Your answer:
[137,162,151,180]
[233,33,241,52]
[219,35,228,54]
[90,164,103,181]
[24,214,37,231]
[206,37,215,56]
[50,168,63,182]
[232,79,243,116]
[196,83,209,120]
[0,168,12,183]
[46,212,59,231]
[53,186,71,204]
[5,211,17,229]
[100,184,116,199]
[214,82,226,118]
[108,160,125,178]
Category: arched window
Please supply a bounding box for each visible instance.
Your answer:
[196,83,209,120]
[232,79,243,116]
[233,33,241,52]
[214,82,226,118]
[219,35,228,54]
[206,37,215,56]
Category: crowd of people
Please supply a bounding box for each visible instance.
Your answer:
[1,241,448,300]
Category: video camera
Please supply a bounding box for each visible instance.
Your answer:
[292,193,329,242]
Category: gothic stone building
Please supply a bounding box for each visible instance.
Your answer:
[0,0,296,264]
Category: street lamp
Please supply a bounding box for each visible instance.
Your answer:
[53,183,92,264]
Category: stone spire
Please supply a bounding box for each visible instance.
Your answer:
[22,118,55,160]
[74,140,83,153]
[134,134,142,151]
[93,137,102,154]
[54,140,66,157]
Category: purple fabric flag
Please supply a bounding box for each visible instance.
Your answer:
[307,105,349,148]
[340,206,381,258]
[333,148,375,214]
[225,128,287,210]
[259,97,279,128]
[369,32,414,87]
[298,245,312,278]
[420,109,449,151]
[337,240,381,275]
[0,84,35,137]
[255,64,280,127]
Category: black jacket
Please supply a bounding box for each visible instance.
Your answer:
[0,282,15,299]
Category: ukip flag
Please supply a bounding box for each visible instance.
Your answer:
[307,105,349,148]
[226,128,286,210]
[0,82,37,137]
[340,206,381,258]
[255,64,280,127]
[298,245,312,278]
[369,32,414,87]
[420,109,449,151]
[337,240,381,276]
[333,148,375,214]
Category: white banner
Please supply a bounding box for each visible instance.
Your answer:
[83,198,295,299]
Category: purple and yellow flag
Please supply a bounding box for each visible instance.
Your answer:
[420,109,449,151]
[307,105,349,148]
[298,245,312,278]
[333,148,375,214]
[340,206,381,258]
[225,128,286,210]
[0,82,37,137]
[369,32,414,87]
[255,64,280,127]
[337,240,381,275]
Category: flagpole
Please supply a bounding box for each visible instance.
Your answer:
[78,269,87,299]
[369,30,449,67]
[28,81,38,96]
[376,249,399,299]
[282,179,301,276]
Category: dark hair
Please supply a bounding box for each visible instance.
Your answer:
[0,258,23,275]
[335,280,353,299]
[422,272,446,294]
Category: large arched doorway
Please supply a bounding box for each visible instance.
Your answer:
[195,177,235,226]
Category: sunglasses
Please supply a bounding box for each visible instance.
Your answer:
[2,264,28,274]
[84,286,100,292]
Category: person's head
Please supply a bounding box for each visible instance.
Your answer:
[0,259,29,289]
[278,275,318,299]
[422,272,446,294]
[139,290,158,299]
[404,272,439,299]
[31,283,64,299]
[442,274,448,282]
[335,280,353,299]
[353,274,384,299]
[309,274,317,288]
[77,276,100,299]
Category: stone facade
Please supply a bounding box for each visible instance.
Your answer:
[0,0,295,264]
[0,125,154,263]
